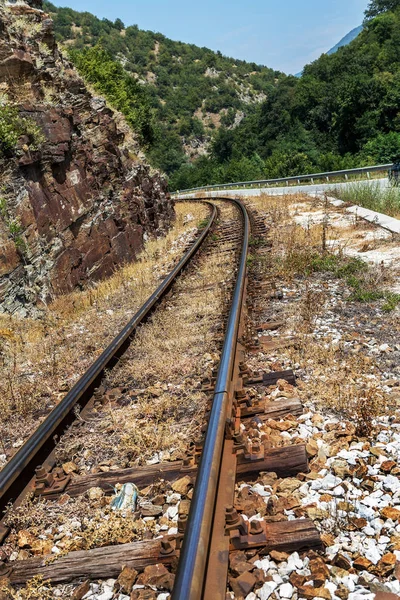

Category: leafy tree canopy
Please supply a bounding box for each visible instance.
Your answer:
[44,0,400,190]
[365,0,400,20]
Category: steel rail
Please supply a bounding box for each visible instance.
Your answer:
[0,202,217,514]
[172,197,250,600]
[173,163,392,195]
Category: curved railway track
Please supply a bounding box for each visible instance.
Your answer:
[0,198,321,598]
[0,201,217,526]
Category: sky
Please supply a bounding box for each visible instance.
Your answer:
[52,0,369,74]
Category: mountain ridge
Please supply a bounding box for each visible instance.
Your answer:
[43,1,400,194]
[295,24,363,77]
[327,25,363,55]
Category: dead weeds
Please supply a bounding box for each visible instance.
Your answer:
[246,192,394,432]
[55,202,238,471]
[0,203,209,468]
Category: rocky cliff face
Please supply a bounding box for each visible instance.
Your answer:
[0,0,174,316]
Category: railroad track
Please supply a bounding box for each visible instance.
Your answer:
[0,198,321,599]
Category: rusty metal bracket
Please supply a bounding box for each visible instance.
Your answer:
[33,465,71,497]
[159,536,178,557]
[181,440,203,471]
[239,398,264,417]
[233,429,246,448]
[238,392,255,408]
[225,506,247,535]
[236,440,265,463]
[175,533,185,551]
[181,454,197,471]
[235,386,246,402]
[225,417,235,440]
[229,519,267,550]
[239,362,252,382]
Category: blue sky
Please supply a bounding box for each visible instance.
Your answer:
[51,0,368,74]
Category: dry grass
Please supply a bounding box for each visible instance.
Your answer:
[0,202,240,584]
[298,285,327,333]
[248,194,340,279]
[0,203,209,468]
[55,202,238,471]
[330,181,400,218]
[287,338,386,436]
[245,193,390,432]
[1,576,54,600]
[3,487,159,569]
[9,16,42,38]
[252,193,399,300]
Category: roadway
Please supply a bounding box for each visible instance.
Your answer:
[176,177,389,199]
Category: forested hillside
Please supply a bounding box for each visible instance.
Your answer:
[43,1,282,184]
[45,0,400,190]
[169,0,400,190]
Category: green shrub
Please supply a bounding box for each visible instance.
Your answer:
[346,274,400,311]
[0,197,27,253]
[69,46,155,145]
[303,254,367,277]
[0,106,45,155]
[382,292,400,311]
[197,218,209,229]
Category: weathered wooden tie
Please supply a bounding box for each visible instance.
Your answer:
[244,369,296,388]
[241,397,303,420]
[229,519,322,552]
[236,444,308,479]
[41,443,307,499]
[2,539,176,585]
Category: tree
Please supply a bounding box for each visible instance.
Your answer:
[212,129,235,163]
[114,18,125,31]
[362,132,400,162]
[365,0,400,20]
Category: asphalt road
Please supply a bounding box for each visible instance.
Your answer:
[177,177,389,199]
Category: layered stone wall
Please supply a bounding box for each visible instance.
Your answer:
[0,0,174,315]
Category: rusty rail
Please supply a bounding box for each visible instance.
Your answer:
[172,198,249,599]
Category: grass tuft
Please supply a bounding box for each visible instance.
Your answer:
[197,218,209,229]
[331,181,400,218]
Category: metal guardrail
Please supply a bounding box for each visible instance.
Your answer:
[173,163,393,196]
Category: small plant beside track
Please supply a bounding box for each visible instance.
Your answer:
[330,181,400,218]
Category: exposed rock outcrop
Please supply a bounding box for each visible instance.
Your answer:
[0,0,174,316]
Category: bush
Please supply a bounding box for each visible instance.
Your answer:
[69,46,155,145]
[0,197,26,253]
[0,106,44,156]
[361,132,400,163]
